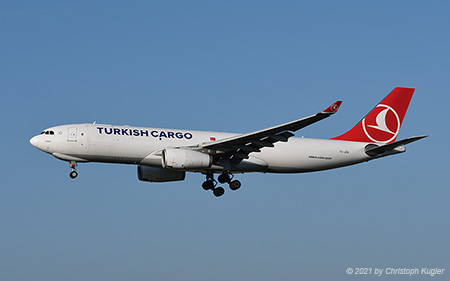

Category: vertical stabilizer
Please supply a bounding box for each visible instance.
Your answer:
[331,87,415,144]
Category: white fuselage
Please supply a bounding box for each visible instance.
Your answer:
[30,123,400,174]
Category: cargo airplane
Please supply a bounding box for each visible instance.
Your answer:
[30,87,426,197]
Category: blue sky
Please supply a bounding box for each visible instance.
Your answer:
[1,1,449,280]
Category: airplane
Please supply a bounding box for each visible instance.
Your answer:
[30,87,426,197]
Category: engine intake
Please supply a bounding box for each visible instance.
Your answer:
[162,148,212,169]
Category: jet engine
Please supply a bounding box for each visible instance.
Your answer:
[137,165,185,182]
[162,148,212,169]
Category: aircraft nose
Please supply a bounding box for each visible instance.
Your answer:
[30,136,38,147]
[30,135,44,150]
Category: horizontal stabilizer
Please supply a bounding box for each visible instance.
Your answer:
[365,135,428,156]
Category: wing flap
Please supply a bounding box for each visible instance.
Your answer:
[230,145,261,153]
[267,132,294,142]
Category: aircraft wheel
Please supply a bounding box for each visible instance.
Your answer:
[213,187,225,197]
[69,171,78,179]
[202,180,214,190]
[230,180,241,191]
[218,173,230,184]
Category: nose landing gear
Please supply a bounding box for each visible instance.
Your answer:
[69,161,78,179]
[202,172,242,197]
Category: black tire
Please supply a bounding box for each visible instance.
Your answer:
[218,173,230,184]
[213,187,225,197]
[229,180,241,191]
[69,171,78,179]
[202,180,214,190]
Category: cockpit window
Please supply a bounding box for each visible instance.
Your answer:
[41,130,55,135]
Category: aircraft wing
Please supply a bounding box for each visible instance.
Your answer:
[194,101,342,163]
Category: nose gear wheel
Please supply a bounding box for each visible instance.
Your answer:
[69,161,78,179]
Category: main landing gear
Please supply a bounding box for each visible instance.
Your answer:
[202,172,241,197]
[69,161,78,179]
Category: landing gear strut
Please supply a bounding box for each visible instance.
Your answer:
[202,172,242,197]
[69,161,78,179]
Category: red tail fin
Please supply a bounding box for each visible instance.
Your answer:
[331,87,415,144]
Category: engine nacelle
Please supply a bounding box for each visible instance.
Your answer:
[162,148,212,169]
[137,165,185,182]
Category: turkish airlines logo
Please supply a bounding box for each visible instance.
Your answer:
[330,104,339,112]
[362,104,400,143]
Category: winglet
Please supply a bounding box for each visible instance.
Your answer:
[322,101,342,114]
